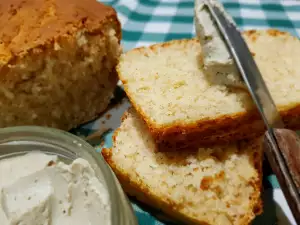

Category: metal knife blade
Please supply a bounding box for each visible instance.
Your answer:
[205,1,284,131]
[204,2,300,222]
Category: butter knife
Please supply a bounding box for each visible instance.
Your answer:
[205,1,300,222]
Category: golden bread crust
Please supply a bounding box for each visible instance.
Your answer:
[102,114,263,225]
[0,0,121,130]
[102,132,263,225]
[103,147,263,225]
[0,0,121,65]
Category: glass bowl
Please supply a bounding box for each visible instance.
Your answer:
[0,126,138,225]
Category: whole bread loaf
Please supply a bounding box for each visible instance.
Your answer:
[117,30,300,149]
[102,109,263,225]
[0,0,121,129]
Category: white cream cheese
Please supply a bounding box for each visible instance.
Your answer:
[0,152,111,225]
[194,0,245,88]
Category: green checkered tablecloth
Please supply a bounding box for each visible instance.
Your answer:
[74,0,300,224]
[106,0,300,51]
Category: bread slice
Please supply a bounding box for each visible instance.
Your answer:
[117,29,300,149]
[0,0,121,130]
[102,109,263,225]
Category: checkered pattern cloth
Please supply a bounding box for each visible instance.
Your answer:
[76,0,300,224]
[102,0,300,51]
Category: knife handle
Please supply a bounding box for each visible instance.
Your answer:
[263,129,300,223]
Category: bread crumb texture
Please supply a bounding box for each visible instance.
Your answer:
[0,0,121,129]
[117,29,300,147]
[103,109,263,225]
[119,30,300,125]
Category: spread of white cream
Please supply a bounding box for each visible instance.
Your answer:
[194,0,245,88]
[0,152,111,225]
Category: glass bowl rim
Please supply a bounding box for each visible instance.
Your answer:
[0,125,122,225]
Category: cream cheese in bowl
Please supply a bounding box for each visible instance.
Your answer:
[0,126,137,225]
[0,152,110,225]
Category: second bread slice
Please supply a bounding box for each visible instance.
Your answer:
[102,109,263,225]
[117,30,300,149]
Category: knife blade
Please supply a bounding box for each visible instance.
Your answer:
[204,1,300,223]
[204,1,283,130]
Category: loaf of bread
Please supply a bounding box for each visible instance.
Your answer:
[102,108,263,225]
[117,30,300,149]
[0,0,121,130]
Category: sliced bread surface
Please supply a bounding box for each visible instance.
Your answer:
[102,109,263,225]
[117,29,300,149]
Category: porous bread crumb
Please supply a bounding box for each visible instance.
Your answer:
[245,30,300,107]
[119,38,251,124]
[117,30,300,149]
[0,0,122,130]
[103,109,263,225]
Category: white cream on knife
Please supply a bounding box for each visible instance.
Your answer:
[194,0,245,88]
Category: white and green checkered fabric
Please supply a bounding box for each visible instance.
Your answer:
[102,0,300,51]
[73,0,300,224]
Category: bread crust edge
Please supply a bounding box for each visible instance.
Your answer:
[102,128,263,225]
